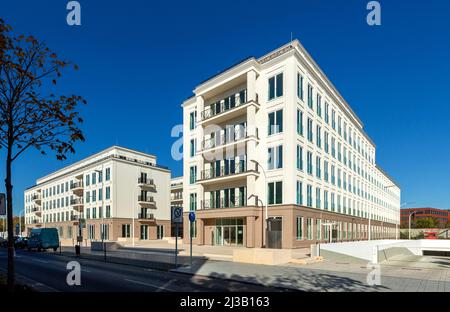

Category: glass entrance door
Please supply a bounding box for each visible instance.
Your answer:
[214,219,244,246]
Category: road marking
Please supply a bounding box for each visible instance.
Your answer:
[156,279,175,292]
[32,258,50,264]
[124,278,176,292]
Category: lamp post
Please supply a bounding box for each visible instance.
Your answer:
[94,167,106,261]
[250,160,268,248]
[409,211,417,240]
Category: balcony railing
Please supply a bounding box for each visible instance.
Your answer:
[200,162,247,180]
[138,213,154,220]
[70,181,84,189]
[138,195,155,203]
[200,89,249,121]
[31,194,41,201]
[202,197,247,210]
[70,215,80,221]
[30,206,40,212]
[138,177,155,186]
[70,198,84,205]
[202,128,256,150]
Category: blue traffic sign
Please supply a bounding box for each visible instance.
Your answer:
[189,212,196,222]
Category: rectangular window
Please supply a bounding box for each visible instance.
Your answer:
[85,175,90,186]
[122,224,131,238]
[316,94,322,117]
[316,156,321,179]
[307,151,313,175]
[297,73,303,100]
[324,191,329,210]
[106,205,111,218]
[92,207,97,219]
[268,109,283,135]
[105,187,110,200]
[268,73,283,100]
[98,188,103,201]
[324,132,329,153]
[296,181,303,205]
[296,145,303,171]
[324,160,329,182]
[296,217,304,240]
[325,102,329,124]
[316,219,322,241]
[307,84,313,109]
[189,166,197,184]
[316,125,321,148]
[331,165,336,185]
[268,145,283,170]
[268,181,282,205]
[307,184,313,207]
[189,193,197,211]
[190,139,196,157]
[297,109,303,135]
[307,218,313,240]
[106,168,111,181]
[92,172,96,185]
[307,118,313,142]
[85,191,90,203]
[98,171,103,183]
[332,110,336,130]
[92,190,96,202]
[189,111,197,130]
[316,187,321,209]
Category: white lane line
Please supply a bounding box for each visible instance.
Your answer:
[82,269,92,273]
[156,279,176,293]
[32,258,50,264]
[123,278,176,292]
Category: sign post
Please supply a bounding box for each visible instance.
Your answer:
[188,211,196,269]
[171,206,183,268]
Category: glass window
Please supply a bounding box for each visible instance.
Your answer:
[268,181,282,205]
[105,187,110,200]
[268,109,283,135]
[296,145,303,171]
[296,217,304,240]
[297,73,303,100]
[268,73,283,100]
[105,168,111,181]
[297,109,303,135]
[296,181,303,205]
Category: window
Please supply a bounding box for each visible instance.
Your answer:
[331,165,336,185]
[307,218,313,240]
[307,151,313,175]
[98,171,103,183]
[268,145,283,170]
[189,193,197,211]
[316,187,321,208]
[92,207,97,219]
[307,118,313,142]
[105,186,110,200]
[88,224,95,239]
[324,160,329,182]
[189,111,197,130]
[325,102,329,124]
[324,190,329,210]
[268,109,283,135]
[316,219,322,241]
[296,217,304,240]
[85,175,90,186]
[316,125,321,148]
[190,139,196,157]
[92,172,96,185]
[92,190,96,202]
[106,168,111,181]
[307,184,313,207]
[324,132,329,153]
[316,94,322,117]
[338,116,342,136]
[99,188,103,201]
[332,110,336,130]
[297,73,304,100]
[268,181,283,205]
[296,181,303,205]
[85,208,90,219]
[268,73,283,100]
[189,166,197,184]
[122,224,131,238]
[331,137,336,158]
[85,191,90,203]
[297,109,303,135]
[316,156,321,179]
[307,84,313,109]
[296,145,303,171]
[331,193,335,211]
[106,205,111,218]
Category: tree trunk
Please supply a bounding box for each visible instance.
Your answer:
[5,146,14,292]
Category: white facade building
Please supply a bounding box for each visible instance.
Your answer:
[24,146,171,243]
[182,40,401,248]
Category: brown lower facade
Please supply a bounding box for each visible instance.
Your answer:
[26,218,171,245]
[183,205,398,249]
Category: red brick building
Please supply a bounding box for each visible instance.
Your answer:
[401,208,450,228]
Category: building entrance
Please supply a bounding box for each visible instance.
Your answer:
[214,218,244,246]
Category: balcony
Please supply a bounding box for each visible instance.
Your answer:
[201,128,258,153]
[198,162,257,185]
[30,206,42,216]
[138,195,156,208]
[137,177,155,190]
[31,194,41,205]
[70,181,84,196]
[70,198,84,211]
[199,90,259,125]
[201,197,247,210]
[138,213,154,220]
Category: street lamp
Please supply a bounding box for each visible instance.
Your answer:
[250,160,268,248]
[409,211,417,240]
[94,168,106,261]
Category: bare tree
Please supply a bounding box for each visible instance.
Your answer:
[0,18,86,291]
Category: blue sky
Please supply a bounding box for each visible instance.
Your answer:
[1,0,449,214]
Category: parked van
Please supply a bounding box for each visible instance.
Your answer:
[27,228,59,252]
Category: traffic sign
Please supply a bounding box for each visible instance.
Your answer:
[172,206,183,224]
[189,211,196,222]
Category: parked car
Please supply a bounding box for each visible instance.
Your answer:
[14,236,28,249]
[27,228,59,252]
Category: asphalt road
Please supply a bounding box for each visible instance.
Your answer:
[0,248,278,292]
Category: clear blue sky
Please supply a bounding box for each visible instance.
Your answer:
[1,0,449,214]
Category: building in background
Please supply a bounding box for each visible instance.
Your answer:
[401,208,450,228]
[182,40,401,249]
[170,176,183,237]
[24,146,171,244]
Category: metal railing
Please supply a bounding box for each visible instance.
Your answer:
[31,194,41,200]
[138,195,155,203]
[138,177,155,185]
[200,89,248,121]
[138,213,154,219]
[200,162,248,180]
[202,197,247,210]
[70,181,84,189]
[70,198,84,205]
[202,128,254,150]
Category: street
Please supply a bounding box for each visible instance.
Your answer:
[0,249,281,292]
